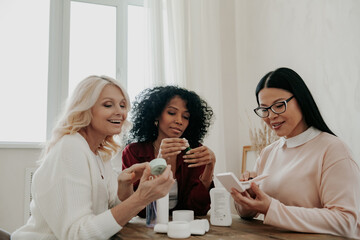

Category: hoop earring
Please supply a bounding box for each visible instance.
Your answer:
[154,120,159,127]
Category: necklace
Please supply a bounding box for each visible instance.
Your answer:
[95,155,104,179]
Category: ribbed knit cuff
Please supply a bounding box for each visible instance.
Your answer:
[94,209,122,238]
[263,197,278,225]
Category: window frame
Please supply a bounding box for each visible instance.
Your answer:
[0,0,144,148]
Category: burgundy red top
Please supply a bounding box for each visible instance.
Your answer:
[122,142,214,217]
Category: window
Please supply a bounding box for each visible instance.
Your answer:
[0,0,147,145]
[0,0,49,143]
[127,4,149,104]
[68,1,117,96]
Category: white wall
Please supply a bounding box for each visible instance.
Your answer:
[0,148,41,232]
[1,0,359,233]
[234,0,360,166]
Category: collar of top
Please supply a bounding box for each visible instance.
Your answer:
[279,126,321,148]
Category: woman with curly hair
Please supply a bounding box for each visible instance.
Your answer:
[12,76,174,239]
[122,86,215,217]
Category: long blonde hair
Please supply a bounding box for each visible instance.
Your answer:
[42,75,131,162]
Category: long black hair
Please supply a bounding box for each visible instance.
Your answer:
[255,67,335,136]
[128,86,214,147]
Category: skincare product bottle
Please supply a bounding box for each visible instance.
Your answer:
[210,188,232,226]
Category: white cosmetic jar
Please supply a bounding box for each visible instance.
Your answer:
[172,210,194,222]
[190,219,210,234]
[167,221,191,239]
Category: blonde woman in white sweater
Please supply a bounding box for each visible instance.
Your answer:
[232,67,360,239]
[12,76,174,240]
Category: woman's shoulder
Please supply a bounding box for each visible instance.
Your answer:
[314,132,350,152]
[315,132,353,158]
[261,139,283,153]
[313,132,360,173]
[47,133,91,162]
[56,133,89,151]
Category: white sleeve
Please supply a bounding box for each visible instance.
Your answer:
[107,161,122,208]
[33,141,121,239]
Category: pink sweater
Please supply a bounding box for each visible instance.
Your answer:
[255,128,360,239]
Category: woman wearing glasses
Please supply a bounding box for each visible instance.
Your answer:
[232,67,360,239]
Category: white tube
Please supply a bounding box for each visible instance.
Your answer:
[156,193,169,224]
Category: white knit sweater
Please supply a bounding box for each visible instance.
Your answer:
[12,133,122,240]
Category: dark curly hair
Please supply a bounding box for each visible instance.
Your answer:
[128,86,214,147]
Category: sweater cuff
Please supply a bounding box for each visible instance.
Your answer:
[263,197,279,225]
[95,209,122,238]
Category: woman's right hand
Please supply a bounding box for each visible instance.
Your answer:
[134,163,175,205]
[239,171,258,199]
[240,171,257,181]
[232,171,261,219]
[157,138,189,160]
[231,182,272,217]
[111,163,174,226]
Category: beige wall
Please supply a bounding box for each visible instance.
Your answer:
[235,0,360,166]
[0,148,41,232]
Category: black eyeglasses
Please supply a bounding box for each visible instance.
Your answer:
[254,96,294,118]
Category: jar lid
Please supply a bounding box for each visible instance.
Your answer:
[149,158,167,175]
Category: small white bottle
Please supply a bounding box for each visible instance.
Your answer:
[156,193,169,224]
[210,188,232,226]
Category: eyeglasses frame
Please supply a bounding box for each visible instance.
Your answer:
[254,96,294,118]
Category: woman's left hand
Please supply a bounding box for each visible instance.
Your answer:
[118,162,148,185]
[183,146,216,168]
[231,182,272,215]
[117,163,148,201]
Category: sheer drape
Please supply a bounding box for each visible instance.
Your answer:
[144,0,187,86]
[144,0,228,175]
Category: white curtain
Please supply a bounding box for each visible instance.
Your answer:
[144,0,187,86]
[144,0,230,175]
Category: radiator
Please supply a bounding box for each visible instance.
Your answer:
[24,167,37,223]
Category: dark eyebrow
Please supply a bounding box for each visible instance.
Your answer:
[167,105,189,113]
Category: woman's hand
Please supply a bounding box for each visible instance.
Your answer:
[157,138,189,160]
[183,145,216,189]
[117,163,148,201]
[231,182,272,216]
[134,163,175,205]
[119,162,148,184]
[240,171,257,181]
[111,163,174,226]
[183,145,216,168]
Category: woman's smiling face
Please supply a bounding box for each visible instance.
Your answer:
[88,84,128,139]
[258,88,308,138]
